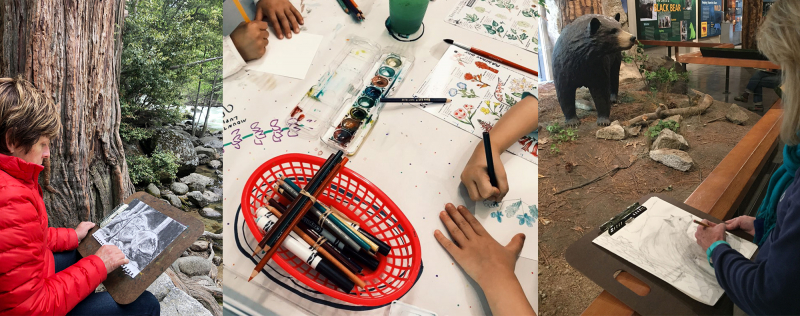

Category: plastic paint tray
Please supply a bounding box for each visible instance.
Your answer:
[241,153,422,306]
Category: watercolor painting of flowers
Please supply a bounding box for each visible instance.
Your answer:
[451,103,478,129]
[455,82,478,98]
[481,100,504,120]
[464,73,490,88]
[509,77,535,98]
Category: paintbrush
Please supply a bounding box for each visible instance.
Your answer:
[444,39,538,76]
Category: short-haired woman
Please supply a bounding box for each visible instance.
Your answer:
[0,77,159,315]
[694,1,800,314]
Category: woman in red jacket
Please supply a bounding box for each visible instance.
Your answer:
[0,77,159,315]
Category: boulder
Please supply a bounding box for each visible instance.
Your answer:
[190,241,209,252]
[190,275,216,287]
[650,149,693,171]
[164,194,182,208]
[146,183,161,197]
[180,173,215,188]
[208,160,221,169]
[149,128,198,176]
[651,129,689,150]
[171,182,189,195]
[726,104,749,125]
[198,136,223,151]
[596,121,626,140]
[575,87,595,111]
[186,191,208,208]
[189,183,206,193]
[200,208,222,220]
[624,125,642,137]
[160,286,213,316]
[195,146,218,160]
[171,256,215,277]
[212,256,222,266]
[197,154,210,166]
[146,273,175,301]
[202,191,221,204]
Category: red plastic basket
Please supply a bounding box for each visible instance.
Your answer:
[241,153,422,306]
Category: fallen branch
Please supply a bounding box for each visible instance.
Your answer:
[202,231,222,240]
[706,116,726,124]
[554,159,638,195]
[624,94,714,126]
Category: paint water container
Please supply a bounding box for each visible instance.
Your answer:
[388,0,429,35]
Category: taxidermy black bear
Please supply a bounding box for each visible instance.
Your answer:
[552,13,637,126]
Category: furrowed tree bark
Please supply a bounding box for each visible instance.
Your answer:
[1,0,134,228]
[741,0,763,50]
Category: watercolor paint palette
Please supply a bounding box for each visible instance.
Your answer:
[320,52,412,155]
[286,37,413,155]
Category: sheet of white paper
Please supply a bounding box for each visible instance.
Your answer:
[476,199,537,260]
[244,32,323,80]
[593,197,758,306]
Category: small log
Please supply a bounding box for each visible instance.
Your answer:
[625,94,713,126]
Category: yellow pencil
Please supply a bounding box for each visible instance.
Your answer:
[232,0,251,23]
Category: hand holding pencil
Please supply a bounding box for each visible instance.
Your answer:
[255,0,305,39]
[461,135,508,202]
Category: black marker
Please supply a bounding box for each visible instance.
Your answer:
[483,132,498,187]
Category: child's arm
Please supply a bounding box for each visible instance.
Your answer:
[461,95,538,201]
[434,203,536,316]
[224,20,270,79]
[255,0,304,40]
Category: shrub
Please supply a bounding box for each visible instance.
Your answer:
[150,151,180,183]
[127,154,156,186]
[126,150,180,186]
[647,119,680,139]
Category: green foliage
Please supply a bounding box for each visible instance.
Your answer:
[120,122,155,142]
[546,122,578,154]
[119,0,222,136]
[647,120,680,139]
[126,150,180,186]
[617,92,636,104]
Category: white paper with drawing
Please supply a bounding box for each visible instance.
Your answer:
[414,46,538,164]
[476,199,537,260]
[93,199,186,278]
[244,32,323,80]
[445,0,539,53]
[592,197,758,306]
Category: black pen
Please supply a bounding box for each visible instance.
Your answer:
[379,98,451,103]
[483,132,498,187]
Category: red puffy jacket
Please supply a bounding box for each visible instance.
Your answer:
[0,153,107,315]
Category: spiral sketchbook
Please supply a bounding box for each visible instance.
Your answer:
[93,199,187,278]
[78,192,203,304]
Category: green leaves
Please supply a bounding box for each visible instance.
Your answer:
[484,20,505,36]
[483,24,497,34]
[464,13,479,23]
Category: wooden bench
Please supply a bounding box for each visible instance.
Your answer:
[580,100,784,316]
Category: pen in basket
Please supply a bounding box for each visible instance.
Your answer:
[250,153,347,282]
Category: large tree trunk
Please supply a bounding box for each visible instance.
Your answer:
[1,0,134,228]
[741,0,763,50]
[558,0,603,27]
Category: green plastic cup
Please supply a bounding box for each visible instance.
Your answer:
[389,0,429,35]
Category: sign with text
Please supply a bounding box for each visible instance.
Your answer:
[699,0,723,38]
[636,0,697,42]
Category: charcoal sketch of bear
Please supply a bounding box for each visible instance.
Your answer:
[552,13,636,126]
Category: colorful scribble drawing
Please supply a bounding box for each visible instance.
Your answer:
[593,197,759,306]
[491,210,503,223]
[230,129,243,149]
[251,122,267,145]
[503,200,522,218]
[269,119,284,142]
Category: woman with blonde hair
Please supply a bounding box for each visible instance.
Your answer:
[694,1,800,314]
[0,77,159,315]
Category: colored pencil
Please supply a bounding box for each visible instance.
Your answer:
[231,0,251,23]
[380,98,451,103]
[280,177,374,252]
[694,219,711,228]
[483,132,498,187]
[249,154,346,281]
[275,183,363,252]
[444,39,538,77]
[335,0,350,13]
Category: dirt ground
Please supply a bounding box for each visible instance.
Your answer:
[536,81,761,315]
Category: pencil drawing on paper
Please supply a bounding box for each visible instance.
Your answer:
[94,199,187,278]
[593,197,758,306]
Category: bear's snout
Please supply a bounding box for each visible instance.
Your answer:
[617,31,636,49]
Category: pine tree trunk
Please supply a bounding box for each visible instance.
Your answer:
[0,0,134,228]
[558,0,603,27]
[200,75,219,137]
[741,0,763,50]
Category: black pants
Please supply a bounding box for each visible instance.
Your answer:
[53,250,160,316]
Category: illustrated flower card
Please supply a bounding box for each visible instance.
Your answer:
[445,0,540,53]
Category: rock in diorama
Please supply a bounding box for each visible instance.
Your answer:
[552,13,637,126]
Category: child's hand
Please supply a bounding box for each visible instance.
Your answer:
[434,203,525,287]
[725,216,756,236]
[230,21,270,61]
[461,142,508,202]
[256,0,304,40]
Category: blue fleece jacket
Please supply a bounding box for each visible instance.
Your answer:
[711,168,800,315]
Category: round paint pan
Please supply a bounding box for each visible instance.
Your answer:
[377,66,396,78]
[384,56,402,68]
[349,107,368,121]
[371,76,389,88]
[333,129,354,144]
[340,118,362,131]
[363,86,382,99]
[356,96,376,108]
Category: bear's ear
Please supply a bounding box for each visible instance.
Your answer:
[588,17,602,36]
[615,13,621,22]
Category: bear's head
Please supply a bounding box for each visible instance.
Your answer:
[588,13,636,53]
